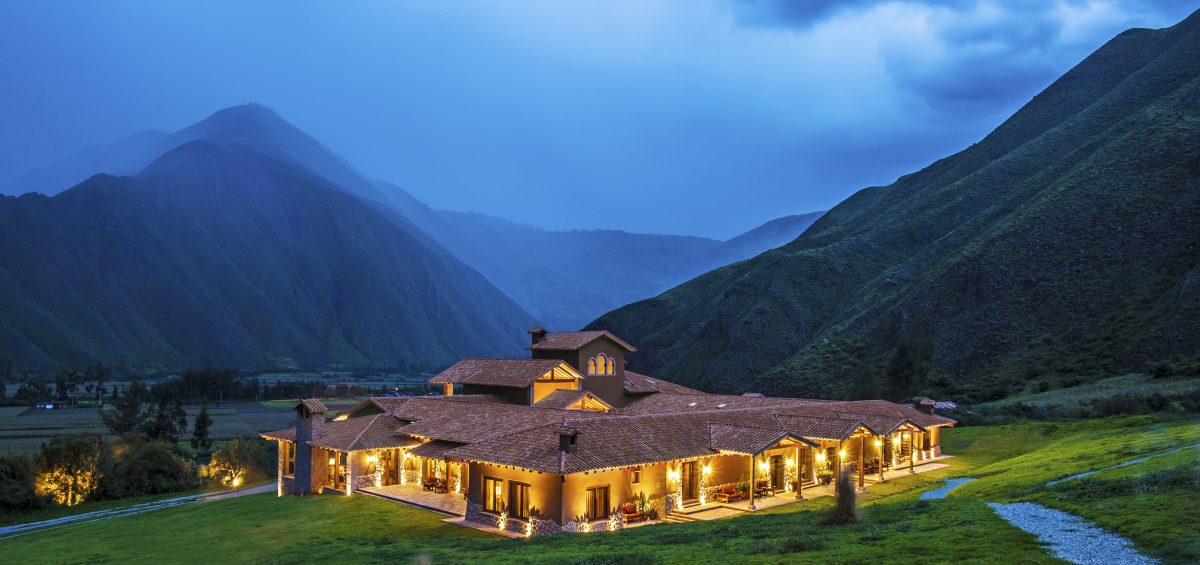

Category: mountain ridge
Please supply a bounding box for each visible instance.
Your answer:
[590,11,1200,402]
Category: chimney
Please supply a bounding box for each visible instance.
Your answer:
[558,428,578,453]
[292,399,328,495]
[914,397,935,415]
[529,327,548,346]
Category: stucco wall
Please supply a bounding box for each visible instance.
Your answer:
[468,463,563,523]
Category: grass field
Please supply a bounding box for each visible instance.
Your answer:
[2,415,1196,564]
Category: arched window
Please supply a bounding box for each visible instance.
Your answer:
[587,358,597,375]
[594,353,607,376]
[606,357,616,375]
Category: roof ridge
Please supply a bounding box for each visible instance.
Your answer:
[345,413,381,451]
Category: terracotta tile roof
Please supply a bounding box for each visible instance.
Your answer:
[309,414,419,452]
[622,371,706,395]
[440,394,511,404]
[261,427,296,441]
[534,389,614,411]
[620,392,832,414]
[410,440,465,459]
[295,399,328,413]
[773,414,866,441]
[709,423,813,455]
[389,397,611,444]
[427,359,572,388]
[527,331,636,352]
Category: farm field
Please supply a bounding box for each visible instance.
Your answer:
[3,415,1196,564]
[0,400,351,453]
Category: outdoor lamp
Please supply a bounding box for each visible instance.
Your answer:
[875,439,883,447]
[329,457,336,466]
[839,450,846,459]
[702,465,711,475]
[816,452,826,462]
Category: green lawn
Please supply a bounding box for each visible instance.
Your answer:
[2,415,1197,564]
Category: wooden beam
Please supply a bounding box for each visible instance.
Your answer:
[879,435,885,483]
[908,432,915,474]
[795,445,803,500]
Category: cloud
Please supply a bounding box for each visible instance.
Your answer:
[731,0,1196,115]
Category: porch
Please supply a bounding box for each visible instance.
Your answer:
[672,456,951,520]
[359,482,467,516]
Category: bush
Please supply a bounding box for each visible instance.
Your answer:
[34,435,104,506]
[104,436,200,498]
[209,438,273,488]
[824,467,859,524]
[0,452,48,512]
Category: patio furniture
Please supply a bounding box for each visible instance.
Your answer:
[715,484,742,503]
[620,502,644,522]
[433,479,448,494]
[755,479,775,497]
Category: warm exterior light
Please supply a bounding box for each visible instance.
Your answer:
[758,460,768,471]
[579,521,593,533]
[702,465,711,475]
[231,477,241,487]
[524,520,534,537]
[786,458,795,468]
[667,470,680,481]
[893,437,901,445]
[839,450,846,459]
[367,455,377,463]
[875,439,883,447]
[816,452,826,462]
[329,457,336,466]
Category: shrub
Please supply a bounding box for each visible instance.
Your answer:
[824,467,859,524]
[0,452,48,512]
[34,435,103,506]
[209,438,273,488]
[107,437,199,497]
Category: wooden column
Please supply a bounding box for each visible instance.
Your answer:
[749,455,756,511]
[908,432,915,474]
[857,435,865,491]
[879,435,885,483]
[795,446,803,500]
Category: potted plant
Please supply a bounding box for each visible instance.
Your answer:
[817,468,834,485]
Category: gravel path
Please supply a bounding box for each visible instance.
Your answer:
[1046,443,1200,486]
[0,483,275,541]
[919,477,976,500]
[987,502,1157,565]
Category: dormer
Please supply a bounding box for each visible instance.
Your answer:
[528,330,636,407]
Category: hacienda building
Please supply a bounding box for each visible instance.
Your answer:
[262,329,955,535]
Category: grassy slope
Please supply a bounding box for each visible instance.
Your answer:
[3,416,1195,563]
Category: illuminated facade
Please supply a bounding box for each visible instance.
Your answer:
[263,330,954,534]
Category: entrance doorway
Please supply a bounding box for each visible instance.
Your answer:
[681,461,700,501]
[770,455,786,491]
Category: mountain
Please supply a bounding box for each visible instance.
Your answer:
[591,11,1200,403]
[0,140,536,373]
[706,212,824,267]
[2,104,390,204]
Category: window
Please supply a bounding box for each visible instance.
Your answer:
[588,353,616,376]
[586,486,610,520]
[483,476,504,513]
[509,482,531,519]
[630,468,641,485]
[283,442,295,476]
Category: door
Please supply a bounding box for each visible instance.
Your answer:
[681,461,699,501]
[771,455,786,490]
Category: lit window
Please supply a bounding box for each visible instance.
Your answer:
[483,476,504,513]
[587,359,597,375]
[586,486,610,520]
[631,468,642,485]
[607,357,615,375]
[509,482,531,519]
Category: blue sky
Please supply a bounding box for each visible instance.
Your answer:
[0,1,1194,238]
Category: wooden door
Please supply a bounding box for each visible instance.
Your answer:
[681,461,699,501]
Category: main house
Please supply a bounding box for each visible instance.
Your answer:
[263,329,954,535]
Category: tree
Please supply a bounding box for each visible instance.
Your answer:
[190,403,213,451]
[209,439,268,489]
[144,397,187,443]
[101,381,151,435]
[885,337,934,401]
[0,452,47,511]
[34,435,103,506]
[83,362,111,406]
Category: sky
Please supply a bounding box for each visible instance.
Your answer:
[0,1,1194,238]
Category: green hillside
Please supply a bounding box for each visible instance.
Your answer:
[591,11,1200,402]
